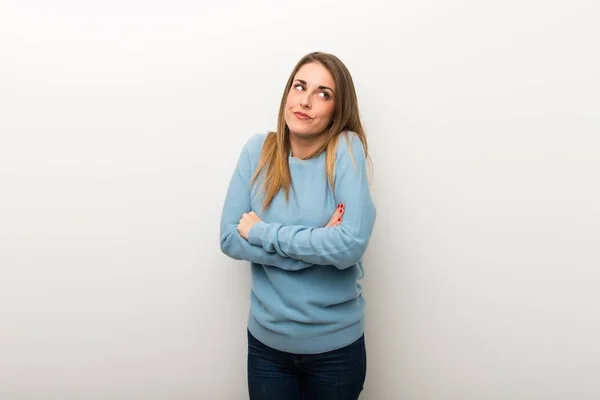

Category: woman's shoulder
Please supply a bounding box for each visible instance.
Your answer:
[245,132,269,149]
[335,130,367,160]
[241,132,270,159]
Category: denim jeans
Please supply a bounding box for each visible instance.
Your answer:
[247,330,367,400]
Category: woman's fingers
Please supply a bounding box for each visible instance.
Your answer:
[324,203,345,227]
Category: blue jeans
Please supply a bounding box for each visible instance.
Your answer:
[247,330,367,399]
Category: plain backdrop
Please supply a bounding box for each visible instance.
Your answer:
[1,0,599,399]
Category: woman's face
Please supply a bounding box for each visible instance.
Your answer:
[284,62,336,139]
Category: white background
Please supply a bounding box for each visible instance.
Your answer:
[1,0,599,399]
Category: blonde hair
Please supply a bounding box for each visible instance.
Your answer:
[251,52,369,209]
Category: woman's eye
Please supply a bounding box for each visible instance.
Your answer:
[318,92,330,100]
[294,84,304,91]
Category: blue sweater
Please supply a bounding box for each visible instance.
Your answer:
[220,131,376,354]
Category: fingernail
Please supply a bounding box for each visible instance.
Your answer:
[338,217,342,222]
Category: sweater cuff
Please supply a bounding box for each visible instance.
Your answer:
[248,221,268,247]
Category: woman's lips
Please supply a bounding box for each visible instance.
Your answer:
[294,112,311,120]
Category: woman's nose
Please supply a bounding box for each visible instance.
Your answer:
[300,93,311,108]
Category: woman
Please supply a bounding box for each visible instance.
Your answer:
[220,51,376,399]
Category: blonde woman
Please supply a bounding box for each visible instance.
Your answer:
[220,52,376,400]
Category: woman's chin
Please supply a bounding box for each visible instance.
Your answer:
[287,123,326,138]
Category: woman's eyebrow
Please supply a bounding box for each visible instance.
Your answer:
[294,79,334,93]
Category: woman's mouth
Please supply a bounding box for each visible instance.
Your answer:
[294,112,312,120]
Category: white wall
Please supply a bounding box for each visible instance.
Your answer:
[1,1,598,399]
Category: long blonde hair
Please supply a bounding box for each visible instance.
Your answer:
[251,52,369,209]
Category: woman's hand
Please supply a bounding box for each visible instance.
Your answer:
[324,203,345,227]
[237,211,262,240]
[238,203,344,241]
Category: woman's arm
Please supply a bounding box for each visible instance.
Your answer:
[245,134,376,270]
[219,135,319,271]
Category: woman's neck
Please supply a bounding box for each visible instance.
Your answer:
[289,132,326,159]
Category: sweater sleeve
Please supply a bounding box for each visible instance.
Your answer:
[247,134,376,270]
[219,135,315,271]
